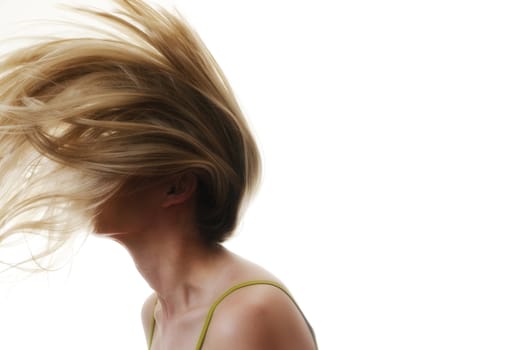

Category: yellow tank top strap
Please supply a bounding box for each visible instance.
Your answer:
[148,298,157,350]
[194,279,318,350]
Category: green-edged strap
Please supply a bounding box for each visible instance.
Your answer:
[148,299,157,350]
[195,279,318,350]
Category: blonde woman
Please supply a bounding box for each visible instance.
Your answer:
[0,0,317,349]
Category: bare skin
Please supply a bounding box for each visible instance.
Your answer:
[94,173,316,350]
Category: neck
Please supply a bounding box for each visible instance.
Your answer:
[108,221,230,321]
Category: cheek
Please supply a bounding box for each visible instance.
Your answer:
[92,192,156,234]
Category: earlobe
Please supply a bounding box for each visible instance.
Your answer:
[162,173,197,208]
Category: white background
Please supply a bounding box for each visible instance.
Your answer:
[1,0,528,349]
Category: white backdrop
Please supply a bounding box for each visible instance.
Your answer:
[1,0,528,349]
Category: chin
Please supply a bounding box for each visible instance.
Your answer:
[92,215,110,235]
[92,218,129,238]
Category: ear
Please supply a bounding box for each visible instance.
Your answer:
[162,172,197,208]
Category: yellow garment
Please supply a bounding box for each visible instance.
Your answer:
[148,280,318,350]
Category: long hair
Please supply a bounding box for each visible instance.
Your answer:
[0,0,261,271]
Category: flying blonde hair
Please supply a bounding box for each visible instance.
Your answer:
[0,0,261,272]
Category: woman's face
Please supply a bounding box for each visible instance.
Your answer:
[93,179,162,236]
[92,174,196,236]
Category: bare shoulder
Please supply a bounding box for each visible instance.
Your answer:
[141,292,158,341]
[201,283,316,350]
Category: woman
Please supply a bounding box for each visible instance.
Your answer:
[0,0,317,349]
